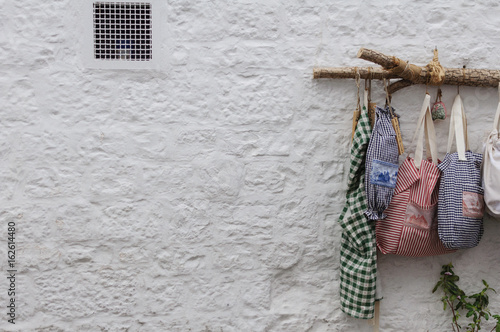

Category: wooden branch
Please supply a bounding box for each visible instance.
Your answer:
[357,48,500,87]
[313,48,500,93]
[387,80,414,94]
[312,67,412,94]
[356,48,396,68]
[313,67,398,80]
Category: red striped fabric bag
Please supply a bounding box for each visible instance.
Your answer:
[376,93,456,257]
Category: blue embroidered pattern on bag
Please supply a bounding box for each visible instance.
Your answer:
[370,159,399,188]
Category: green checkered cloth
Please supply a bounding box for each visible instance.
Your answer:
[338,107,377,319]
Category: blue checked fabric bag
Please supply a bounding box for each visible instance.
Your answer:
[365,105,400,220]
[437,94,484,249]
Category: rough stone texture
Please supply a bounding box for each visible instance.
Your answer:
[1,1,500,331]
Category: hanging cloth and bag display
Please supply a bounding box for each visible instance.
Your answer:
[338,95,377,319]
[376,93,455,256]
[437,93,484,249]
[482,83,500,218]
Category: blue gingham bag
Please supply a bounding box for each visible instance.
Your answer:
[365,105,400,220]
[437,94,484,249]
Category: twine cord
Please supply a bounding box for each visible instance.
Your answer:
[367,67,372,101]
[434,88,442,103]
[401,61,414,81]
[355,68,361,109]
[426,48,446,86]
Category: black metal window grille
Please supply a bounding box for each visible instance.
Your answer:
[93,2,152,61]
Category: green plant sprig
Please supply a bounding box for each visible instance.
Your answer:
[432,263,500,332]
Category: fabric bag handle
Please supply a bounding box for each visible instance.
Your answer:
[493,82,500,131]
[412,93,438,168]
[447,94,468,160]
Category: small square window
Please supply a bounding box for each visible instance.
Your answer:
[93,2,152,61]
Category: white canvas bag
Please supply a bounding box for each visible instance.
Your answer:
[483,83,500,217]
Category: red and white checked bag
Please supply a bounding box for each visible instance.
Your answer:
[376,93,456,257]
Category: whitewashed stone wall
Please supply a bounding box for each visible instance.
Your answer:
[1,0,500,331]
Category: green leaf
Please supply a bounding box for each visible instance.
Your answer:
[432,281,442,293]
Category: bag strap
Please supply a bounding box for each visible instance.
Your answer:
[447,94,467,160]
[384,79,404,155]
[351,74,362,142]
[364,88,369,113]
[426,99,438,162]
[413,93,438,168]
[462,100,470,151]
[494,82,500,131]
[434,88,442,104]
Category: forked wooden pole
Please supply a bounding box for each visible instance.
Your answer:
[313,48,500,94]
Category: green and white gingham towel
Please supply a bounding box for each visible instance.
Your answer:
[338,106,377,319]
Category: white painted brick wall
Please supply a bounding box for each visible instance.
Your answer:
[1,1,500,331]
